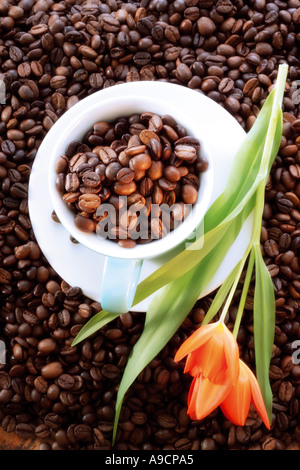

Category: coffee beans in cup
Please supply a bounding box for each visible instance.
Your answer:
[55,112,208,248]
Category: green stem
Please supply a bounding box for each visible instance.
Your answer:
[233,249,255,338]
[219,256,246,323]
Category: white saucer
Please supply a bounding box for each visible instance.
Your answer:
[28,86,252,312]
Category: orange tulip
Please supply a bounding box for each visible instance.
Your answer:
[220,359,271,429]
[175,322,270,428]
[174,321,240,384]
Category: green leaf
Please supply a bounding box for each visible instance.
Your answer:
[112,205,256,442]
[71,309,120,346]
[253,243,275,421]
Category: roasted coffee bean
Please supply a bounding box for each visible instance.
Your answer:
[182,184,198,204]
[34,376,48,394]
[62,191,79,204]
[41,362,63,379]
[15,423,35,439]
[82,172,101,188]
[164,166,181,183]
[65,173,80,192]
[130,153,152,172]
[139,178,154,197]
[148,138,162,160]
[127,192,146,207]
[98,147,117,165]
[116,167,135,184]
[197,17,216,36]
[38,338,57,355]
[113,179,137,196]
[78,194,101,213]
[56,155,69,174]
[158,178,176,192]
[2,416,16,433]
[118,239,137,249]
[57,374,75,390]
[0,372,11,390]
[69,153,87,173]
[174,144,197,161]
[105,162,122,182]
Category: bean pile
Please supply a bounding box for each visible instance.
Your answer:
[56,112,207,247]
[0,0,300,451]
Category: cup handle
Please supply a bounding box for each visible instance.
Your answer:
[100,257,143,314]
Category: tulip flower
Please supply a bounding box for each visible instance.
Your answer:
[175,322,271,429]
[220,359,271,429]
[174,321,240,384]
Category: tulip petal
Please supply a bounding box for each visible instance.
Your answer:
[222,324,240,384]
[184,353,203,376]
[187,374,232,421]
[195,324,227,383]
[220,360,251,426]
[174,323,218,362]
[245,362,271,430]
[187,376,198,420]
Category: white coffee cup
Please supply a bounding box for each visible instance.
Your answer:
[48,81,214,313]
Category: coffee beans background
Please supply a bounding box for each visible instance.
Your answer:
[0,0,300,450]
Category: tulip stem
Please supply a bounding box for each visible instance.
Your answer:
[233,249,255,338]
[219,256,245,324]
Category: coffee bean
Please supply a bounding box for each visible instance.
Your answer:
[130,153,152,171]
[82,171,101,188]
[69,153,87,172]
[182,184,198,204]
[197,17,216,36]
[1,140,15,156]
[99,147,117,165]
[65,173,80,192]
[56,155,69,174]
[157,413,177,429]
[116,167,135,184]
[38,338,57,355]
[264,239,279,257]
[2,415,16,433]
[174,144,197,161]
[34,376,48,394]
[41,362,64,379]
[164,166,181,183]
[139,178,154,197]
[105,162,122,182]
[0,372,11,390]
[78,194,101,213]
[15,423,35,439]
[57,374,75,390]
[278,381,293,402]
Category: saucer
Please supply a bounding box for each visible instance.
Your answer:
[28,84,252,312]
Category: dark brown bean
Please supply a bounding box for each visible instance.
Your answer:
[41,362,63,379]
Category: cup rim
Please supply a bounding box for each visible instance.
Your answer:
[48,81,214,260]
